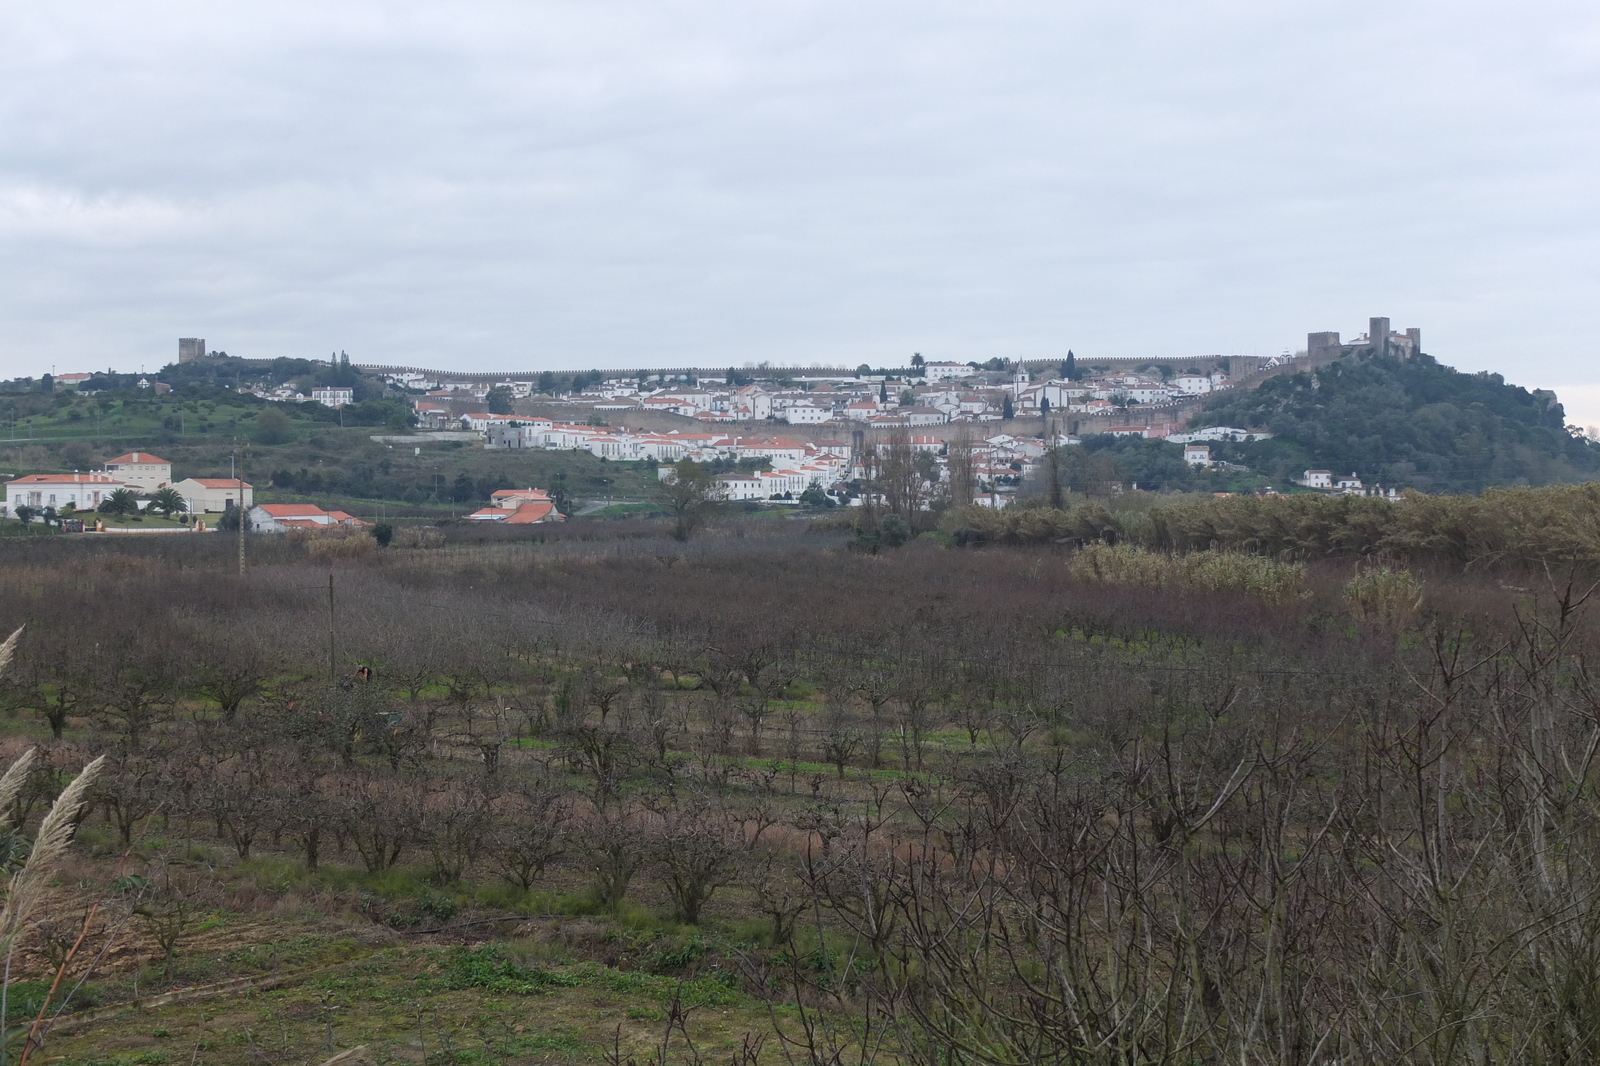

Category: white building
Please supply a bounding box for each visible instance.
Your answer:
[900,406,949,426]
[1167,426,1273,444]
[714,474,763,501]
[102,452,172,492]
[172,478,254,514]
[3,472,124,515]
[1302,470,1333,489]
[922,362,971,383]
[248,503,365,532]
[311,387,354,408]
[310,385,352,406]
[1183,444,1212,467]
[782,402,833,424]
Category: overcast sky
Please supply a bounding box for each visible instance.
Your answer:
[3,2,1597,418]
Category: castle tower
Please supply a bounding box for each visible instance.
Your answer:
[178,338,206,363]
[1369,318,1390,358]
[1308,331,1342,361]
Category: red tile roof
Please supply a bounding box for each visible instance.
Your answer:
[7,472,119,484]
[502,500,555,524]
[257,504,328,517]
[105,452,169,465]
[186,478,250,489]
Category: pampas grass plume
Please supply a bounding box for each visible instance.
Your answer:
[0,754,104,946]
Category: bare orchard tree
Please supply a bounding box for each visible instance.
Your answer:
[90,632,184,749]
[647,794,744,925]
[486,780,573,890]
[93,745,170,845]
[581,805,650,912]
[334,773,422,873]
[10,626,94,740]
[416,779,495,883]
[194,753,271,860]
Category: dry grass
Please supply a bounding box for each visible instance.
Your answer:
[1067,542,1308,605]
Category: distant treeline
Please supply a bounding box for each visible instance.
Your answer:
[948,483,1600,570]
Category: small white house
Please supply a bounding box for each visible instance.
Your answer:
[1183,444,1212,467]
[782,403,833,424]
[1302,469,1333,489]
[173,478,253,514]
[248,503,366,532]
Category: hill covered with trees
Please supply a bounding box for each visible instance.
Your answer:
[1194,351,1600,491]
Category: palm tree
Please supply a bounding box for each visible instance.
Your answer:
[148,487,184,519]
[101,488,139,516]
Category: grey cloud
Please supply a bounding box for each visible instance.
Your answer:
[0,0,1595,398]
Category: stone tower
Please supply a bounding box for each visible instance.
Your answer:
[1368,318,1390,358]
[178,338,206,363]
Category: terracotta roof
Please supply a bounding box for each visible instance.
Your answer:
[7,472,119,484]
[502,500,555,524]
[185,478,250,489]
[105,452,169,465]
[257,504,329,517]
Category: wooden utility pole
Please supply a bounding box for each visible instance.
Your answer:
[236,441,247,575]
[327,573,337,684]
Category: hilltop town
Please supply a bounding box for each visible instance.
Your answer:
[8,315,1595,525]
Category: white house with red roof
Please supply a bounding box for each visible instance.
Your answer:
[3,472,123,515]
[247,503,369,532]
[736,437,808,464]
[466,487,563,524]
[102,452,172,492]
[172,478,253,514]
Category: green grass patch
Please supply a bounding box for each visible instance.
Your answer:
[432,945,741,1007]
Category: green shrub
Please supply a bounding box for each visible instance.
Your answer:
[1343,564,1424,629]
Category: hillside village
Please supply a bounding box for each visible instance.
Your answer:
[3,315,1484,515]
[391,359,1240,431]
